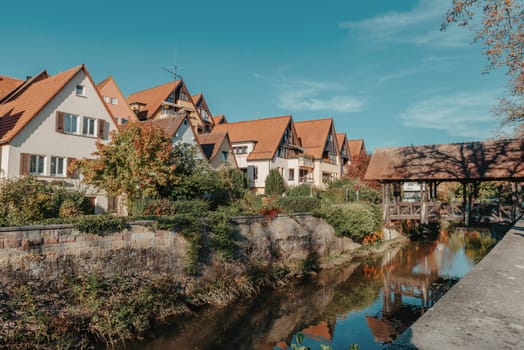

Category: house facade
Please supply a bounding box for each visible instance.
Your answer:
[212,115,311,192]
[127,80,208,134]
[97,76,139,127]
[144,115,205,159]
[198,131,238,170]
[0,65,118,212]
[295,119,342,188]
[191,93,215,133]
[337,133,351,170]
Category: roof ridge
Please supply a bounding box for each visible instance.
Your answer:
[222,115,291,125]
[128,80,181,97]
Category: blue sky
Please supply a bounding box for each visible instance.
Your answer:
[2,0,508,151]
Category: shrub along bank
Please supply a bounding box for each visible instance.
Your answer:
[0,176,386,348]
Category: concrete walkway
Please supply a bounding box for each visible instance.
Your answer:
[395,217,524,350]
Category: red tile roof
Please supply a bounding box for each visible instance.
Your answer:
[348,139,366,159]
[142,115,186,138]
[212,115,227,124]
[212,115,293,160]
[191,93,202,105]
[0,65,84,143]
[365,139,524,181]
[198,131,228,161]
[0,76,24,100]
[97,76,139,124]
[127,80,181,119]
[295,118,337,159]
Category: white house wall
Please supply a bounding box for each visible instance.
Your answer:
[6,70,117,212]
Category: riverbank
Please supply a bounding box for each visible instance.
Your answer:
[395,216,524,349]
[0,214,406,349]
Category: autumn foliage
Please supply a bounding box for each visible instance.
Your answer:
[443,0,524,136]
[77,122,177,202]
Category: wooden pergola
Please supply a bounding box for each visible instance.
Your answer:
[365,139,524,225]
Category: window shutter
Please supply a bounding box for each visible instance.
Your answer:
[103,120,110,140]
[66,158,77,178]
[56,112,64,133]
[20,153,30,176]
[97,119,106,139]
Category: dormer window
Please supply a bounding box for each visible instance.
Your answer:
[111,97,118,105]
[76,85,85,96]
[103,96,110,103]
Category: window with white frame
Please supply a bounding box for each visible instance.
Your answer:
[103,96,110,103]
[288,168,295,181]
[30,155,45,175]
[50,156,65,177]
[64,114,79,134]
[82,117,96,136]
[111,97,118,105]
[76,85,85,96]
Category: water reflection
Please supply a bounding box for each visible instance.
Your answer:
[132,228,502,350]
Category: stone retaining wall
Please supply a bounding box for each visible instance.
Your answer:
[0,214,367,283]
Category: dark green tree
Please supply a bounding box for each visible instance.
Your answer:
[264,169,286,196]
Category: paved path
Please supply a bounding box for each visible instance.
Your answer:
[395,217,524,350]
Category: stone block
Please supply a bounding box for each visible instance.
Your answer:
[59,233,76,244]
[43,236,59,245]
[4,239,21,248]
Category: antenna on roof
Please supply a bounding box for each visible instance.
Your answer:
[162,65,183,81]
[163,48,183,81]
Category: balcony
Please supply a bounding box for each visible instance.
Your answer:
[297,155,314,169]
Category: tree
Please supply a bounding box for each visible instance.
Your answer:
[346,153,380,190]
[443,0,524,136]
[265,169,286,196]
[169,143,220,201]
[76,122,177,205]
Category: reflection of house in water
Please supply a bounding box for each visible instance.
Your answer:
[367,241,444,343]
[274,321,334,349]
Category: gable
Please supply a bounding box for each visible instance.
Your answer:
[97,76,139,125]
[0,66,84,143]
[212,115,293,160]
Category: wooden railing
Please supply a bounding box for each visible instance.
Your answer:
[386,201,519,224]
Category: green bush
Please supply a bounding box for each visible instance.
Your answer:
[143,198,178,216]
[208,207,237,261]
[324,178,381,204]
[264,169,286,196]
[73,215,128,236]
[276,196,321,213]
[174,199,210,215]
[316,203,382,239]
[0,177,90,226]
[285,184,314,197]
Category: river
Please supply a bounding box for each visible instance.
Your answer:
[129,226,505,350]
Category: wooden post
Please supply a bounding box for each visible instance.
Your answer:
[465,182,472,226]
[421,182,427,224]
[383,183,390,223]
[517,182,523,219]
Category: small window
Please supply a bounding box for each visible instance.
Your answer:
[121,118,128,125]
[221,151,228,162]
[82,117,96,136]
[103,96,110,103]
[111,97,118,105]
[76,85,85,96]
[289,168,295,181]
[30,155,45,175]
[64,114,79,134]
[50,156,65,177]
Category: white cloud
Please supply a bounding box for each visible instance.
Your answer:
[254,74,365,113]
[398,91,501,138]
[340,0,470,48]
